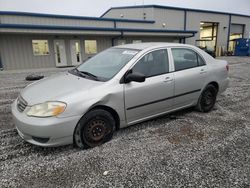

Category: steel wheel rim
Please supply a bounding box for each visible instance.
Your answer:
[84,118,109,145]
[203,90,214,106]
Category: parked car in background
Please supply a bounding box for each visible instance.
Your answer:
[11,43,229,149]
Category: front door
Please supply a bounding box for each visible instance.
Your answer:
[70,40,82,66]
[54,40,67,67]
[124,49,174,124]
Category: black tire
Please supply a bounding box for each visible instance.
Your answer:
[74,109,115,149]
[25,74,44,81]
[196,84,218,112]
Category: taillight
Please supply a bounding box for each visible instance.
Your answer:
[226,64,229,72]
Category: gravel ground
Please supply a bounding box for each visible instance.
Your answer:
[0,57,250,187]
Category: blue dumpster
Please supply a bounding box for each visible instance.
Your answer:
[234,38,250,56]
[248,41,250,56]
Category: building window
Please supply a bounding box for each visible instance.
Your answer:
[132,40,142,44]
[32,40,49,56]
[84,40,97,54]
[117,40,126,46]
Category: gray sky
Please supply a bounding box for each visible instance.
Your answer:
[0,0,250,17]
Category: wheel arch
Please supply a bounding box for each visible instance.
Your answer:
[196,81,219,112]
[73,105,120,147]
[207,81,219,92]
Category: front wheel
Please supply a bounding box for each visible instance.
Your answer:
[196,84,218,112]
[74,109,115,149]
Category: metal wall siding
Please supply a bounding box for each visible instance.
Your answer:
[115,22,156,30]
[103,8,154,20]
[1,15,114,28]
[154,8,185,30]
[125,37,177,43]
[0,34,113,70]
[0,35,55,70]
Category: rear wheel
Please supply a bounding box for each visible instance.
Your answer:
[196,84,218,112]
[74,109,115,149]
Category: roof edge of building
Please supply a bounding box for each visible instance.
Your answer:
[0,11,155,24]
[0,23,197,34]
[100,4,250,18]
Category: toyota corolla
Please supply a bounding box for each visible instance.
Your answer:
[11,43,229,149]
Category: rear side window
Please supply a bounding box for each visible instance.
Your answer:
[198,55,206,66]
[132,49,169,77]
[172,48,205,71]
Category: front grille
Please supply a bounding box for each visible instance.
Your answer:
[17,95,28,112]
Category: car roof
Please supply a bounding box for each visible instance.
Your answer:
[114,42,192,50]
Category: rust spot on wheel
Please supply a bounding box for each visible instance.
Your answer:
[86,119,106,142]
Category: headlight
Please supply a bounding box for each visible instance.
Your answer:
[26,102,66,117]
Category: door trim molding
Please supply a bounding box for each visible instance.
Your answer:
[127,89,201,110]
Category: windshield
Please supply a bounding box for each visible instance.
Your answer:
[74,48,139,81]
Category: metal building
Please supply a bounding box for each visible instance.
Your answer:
[0,5,249,70]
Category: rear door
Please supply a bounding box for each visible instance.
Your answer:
[171,48,207,108]
[124,49,174,124]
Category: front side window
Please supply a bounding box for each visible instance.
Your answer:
[32,40,49,56]
[75,48,139,81]
[85,40,97,54]
[172,48,200,71]
[132,49,169,77]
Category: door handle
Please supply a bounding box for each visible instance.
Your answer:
[163,77,173,82]
[200,69,207,74]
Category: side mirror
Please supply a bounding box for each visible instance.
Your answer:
[125,72,146,83]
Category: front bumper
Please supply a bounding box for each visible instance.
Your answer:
[11,99,82,147]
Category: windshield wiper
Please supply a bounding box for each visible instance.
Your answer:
[74,69,99,81]
[79,71,98,80]
[72,68,86,78]
[70,68,102,81]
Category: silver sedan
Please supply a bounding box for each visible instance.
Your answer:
[11,43,229,149]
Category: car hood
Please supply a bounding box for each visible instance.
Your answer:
[21,72,103,105]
